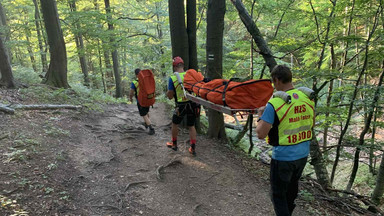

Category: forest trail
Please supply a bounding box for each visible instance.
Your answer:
[63,103,276,215]
[1,100,315,215]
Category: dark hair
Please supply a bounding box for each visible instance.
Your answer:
[271,65,292,84]
[134,68,141,75]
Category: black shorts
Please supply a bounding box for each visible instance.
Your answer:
[172,102,197,126]
[137,103,149,116]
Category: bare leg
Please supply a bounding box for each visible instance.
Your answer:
[189,126,196,141]
[171,123,178,138]
[143,114,152,126]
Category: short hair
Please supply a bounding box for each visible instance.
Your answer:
[134,68,141,75]
[271,65,292,84]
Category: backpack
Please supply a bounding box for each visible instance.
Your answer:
[137,69,156,107]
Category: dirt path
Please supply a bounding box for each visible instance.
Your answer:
[1,101,328,215]
[61,103,277,215]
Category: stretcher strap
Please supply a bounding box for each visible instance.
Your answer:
[222,80,232,107]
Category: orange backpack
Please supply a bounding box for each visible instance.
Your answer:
[137,69,156,107]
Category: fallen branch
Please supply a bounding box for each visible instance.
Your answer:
[11,104,81,110]
[0,104,15,114]
[0,103,81,114]
[326,188,384,214]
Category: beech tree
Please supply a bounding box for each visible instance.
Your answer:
[40,0,69,88]
[206,0,226,139]
[187,0,197,70]
[68,0,90,86]
[0,36,14,88]
[32,0,48,74]
[104,0,122,98]
[0,2,9,60]
[168,0,189,68]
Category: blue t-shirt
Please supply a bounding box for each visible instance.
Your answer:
[168,77,174,91]
[260,103,310,161]
[131,81,138,102]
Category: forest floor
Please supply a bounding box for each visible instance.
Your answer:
[0,89,373,216]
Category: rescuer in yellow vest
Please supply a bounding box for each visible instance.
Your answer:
[166,56,197,155]
[256,65,315,216]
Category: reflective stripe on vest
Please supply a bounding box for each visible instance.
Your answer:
[268,89,314,146]
[171,72,188,103]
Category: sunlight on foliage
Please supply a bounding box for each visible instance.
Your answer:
[0,195,29,216]
[3,148,27,163]
[12,66,41,85]
[43,124,70,137]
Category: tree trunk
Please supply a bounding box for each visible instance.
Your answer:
[25,28,38,72]
[0,2,11,63]
[309,137,331,189]
[372,152,384,205]
[307,0,336,187]
[332,5,380,185]
[369,107,378,174]
[97,39,107,93]
[169,0,189,69]
[104,0,122,98]
[206,0,226,139]
[347,60,384,191]
[249,0,256,78]
[69,0,90,86]
[32,0,48,74]
[230,0,276,72]
[0,36,15,88]
[187,0,197,70]
[103,50,113,78]
[323,44,336,153]
[40,0,69,88]
[331,58,364,184]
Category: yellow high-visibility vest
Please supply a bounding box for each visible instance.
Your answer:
[268,89,314,146]
[170,72,188,103]
[133,80,139,96]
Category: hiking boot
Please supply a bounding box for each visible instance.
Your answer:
[148,128,155,135]
[166,142,178,151]
[189,144,196,156]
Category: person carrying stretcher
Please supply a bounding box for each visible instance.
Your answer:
[166,56,198,156]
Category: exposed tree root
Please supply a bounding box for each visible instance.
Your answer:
[124,180,151,192]
[92,156,116,168]
[192,203,202,212]
[156,156,182,180]
[88,205,122,212]
[0,133,9,140]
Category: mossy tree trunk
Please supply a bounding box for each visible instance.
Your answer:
[40,0,69,88]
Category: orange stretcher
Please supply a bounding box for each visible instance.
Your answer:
[183,69,274,154]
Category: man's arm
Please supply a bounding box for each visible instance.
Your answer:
[167,77,175,100]
[256,120,272,139]
[129,89,135,102]
[167,90,174,100]
[255,105,273,140]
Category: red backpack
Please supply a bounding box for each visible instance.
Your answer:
[137,69,156,107]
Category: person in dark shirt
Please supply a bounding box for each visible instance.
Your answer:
[129,68,155,135]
